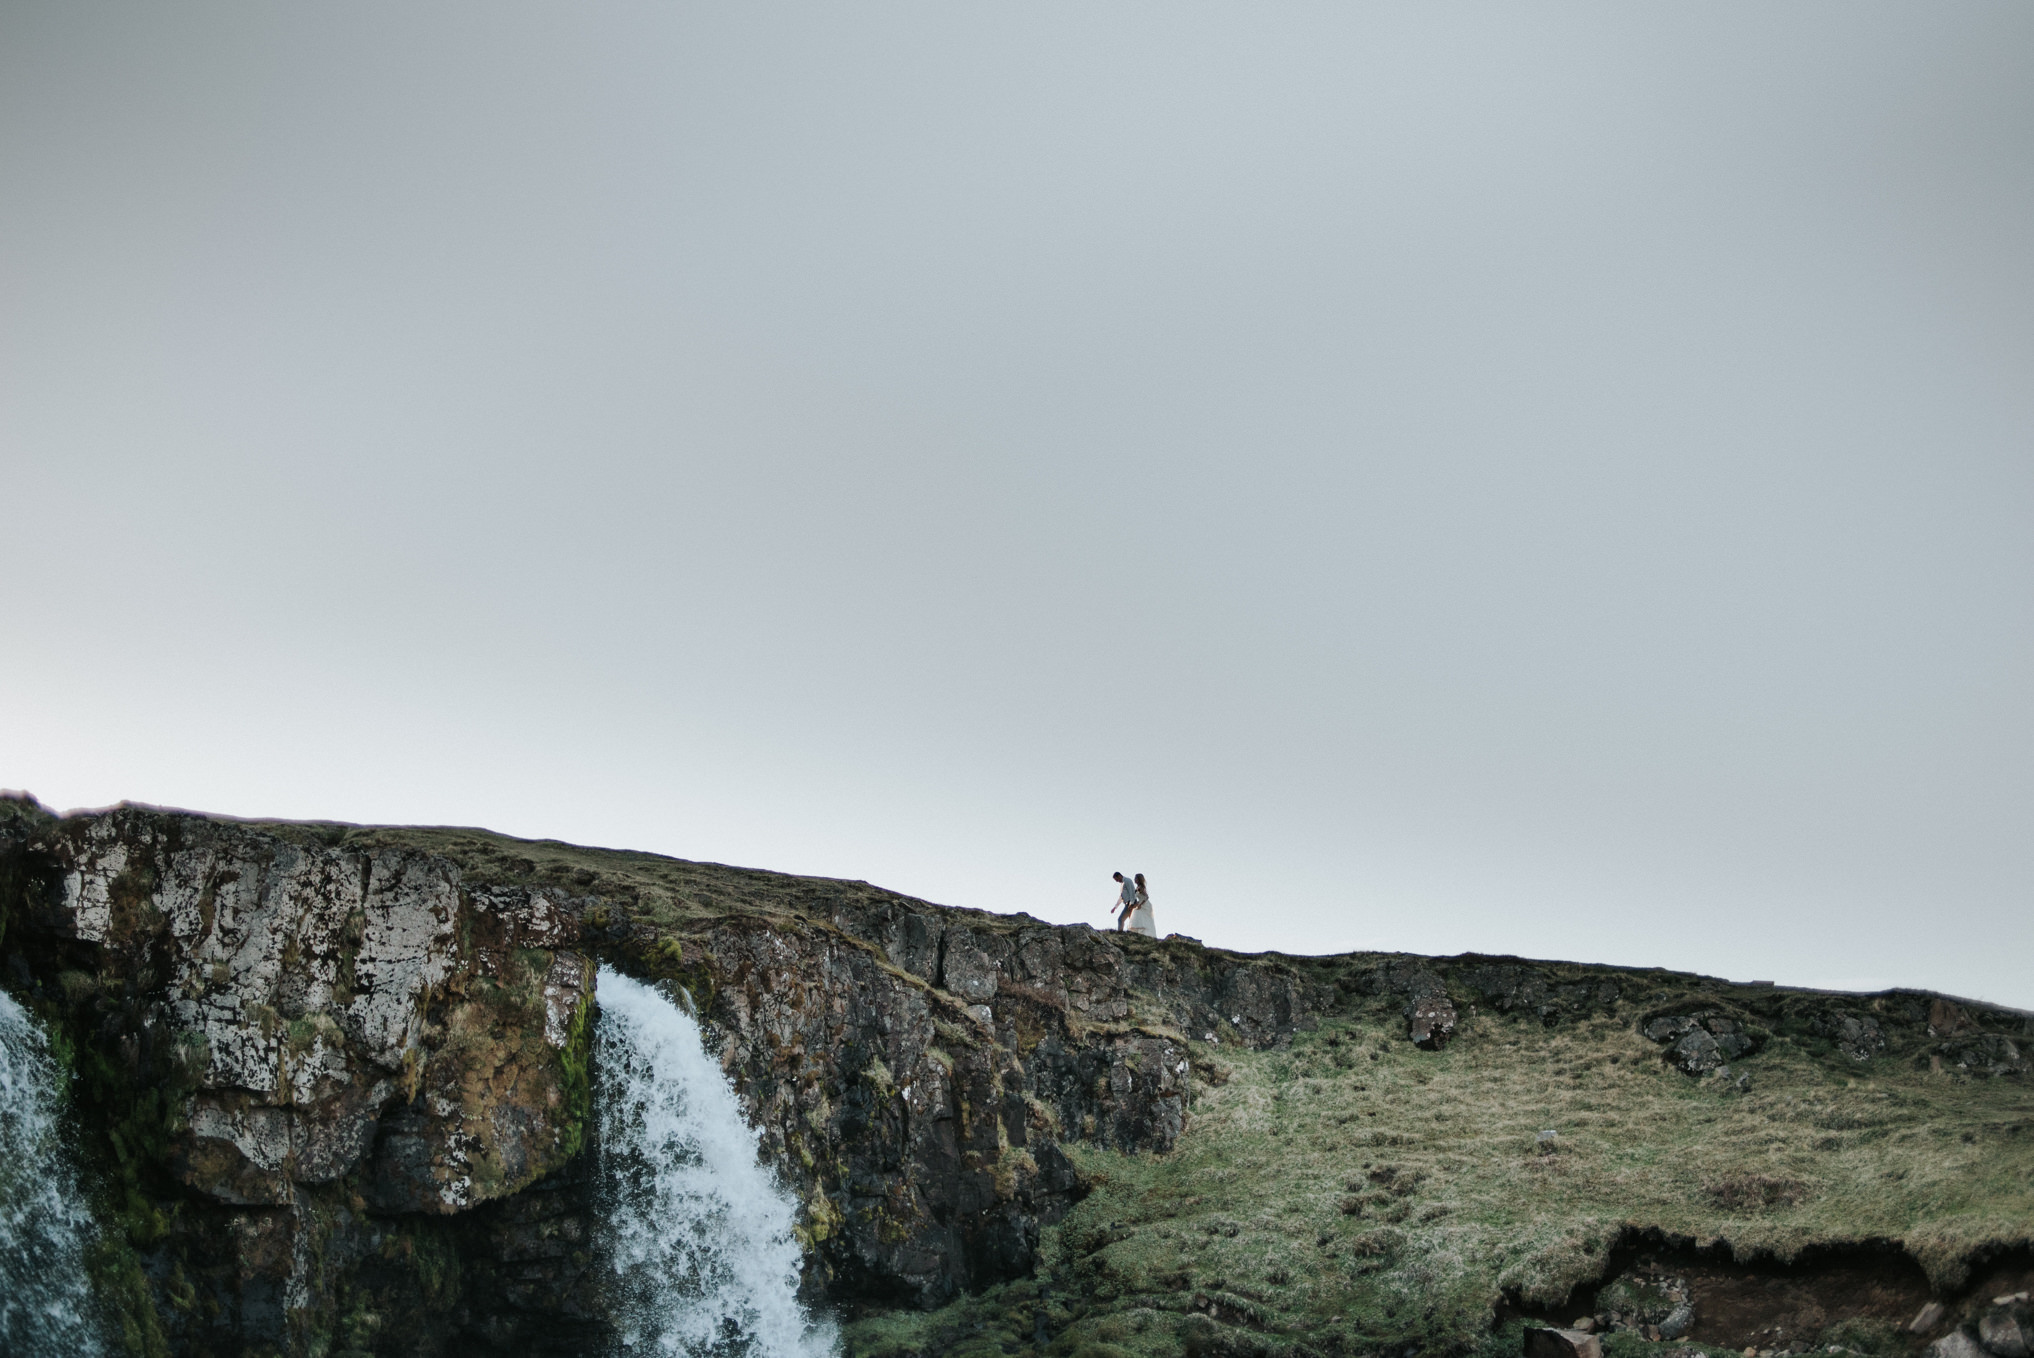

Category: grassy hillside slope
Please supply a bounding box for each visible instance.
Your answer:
[850,986,2032,1358]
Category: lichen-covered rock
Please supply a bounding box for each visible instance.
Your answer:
[1403,992,1453,1049]
[1924,1031,2028,1080]
[1343,958,1460,1048]
[3,806,595,1353]
[1811,1010,1889,1062]
[1933,1330,1992,1358]
[1461,961,1620,1026]
[1643,1012,1761,1075]
[634,910,1211,1306]
[1981,1298,2032,1358]
[27,810,594,1212]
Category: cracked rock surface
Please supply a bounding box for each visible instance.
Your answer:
[3,805,596,1354]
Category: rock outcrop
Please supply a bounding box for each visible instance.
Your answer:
[1981,1296,2032,1358]
[1809,1010,1889,1062]
[1459,963,1621,1027]
[1642,1011,1763,1076]
[2,804,597,1354]
[601,877,1325,1306]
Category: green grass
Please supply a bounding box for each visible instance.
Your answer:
[846,1005,2033,1358]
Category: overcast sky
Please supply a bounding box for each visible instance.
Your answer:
[3,4,2030,1006]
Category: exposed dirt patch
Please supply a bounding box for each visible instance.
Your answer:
[1972,1249,2034,1290]
[1511,1232,1937,1350]
[1670,1251,1929,1349]
[1963,1250,2034,1321]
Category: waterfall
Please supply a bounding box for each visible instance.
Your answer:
[595,966,837,1358]
[0,988,105,1356]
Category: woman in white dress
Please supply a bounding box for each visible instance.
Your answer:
[1127,873,1157,937]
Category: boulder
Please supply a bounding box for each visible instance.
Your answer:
[1525,1327,1605,1358]
[1342,959,1457,1048]
[1980,1301,2031,1358]
[1932,1331,1992,1358]
[1408,991,1457,1050]
[1375,963,1457,1049]
[1671,1026,1725,1073]
[1643,1012,1760,1075]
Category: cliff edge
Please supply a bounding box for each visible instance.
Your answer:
[0,797,2027,1358]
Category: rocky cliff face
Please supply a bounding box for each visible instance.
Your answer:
[662,891,1333,1307]
[0,802,1331,1354]
[0,802,598,1354]
[3,797,2027,1358]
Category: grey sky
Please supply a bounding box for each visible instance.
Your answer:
[3,5,2030,1004]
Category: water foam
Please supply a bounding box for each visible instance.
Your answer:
[0,987,106,1355]
[595,966,837,1357]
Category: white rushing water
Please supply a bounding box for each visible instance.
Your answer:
[0,988,105,1356]
[595,966,838,1358]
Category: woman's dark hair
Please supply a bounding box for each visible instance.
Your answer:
[1134,873,1146,888]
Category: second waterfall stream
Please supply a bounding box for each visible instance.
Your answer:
[594,965,839,1358]
[0,987,105,1355]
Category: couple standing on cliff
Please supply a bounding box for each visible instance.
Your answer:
[1111,871,1157,937]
